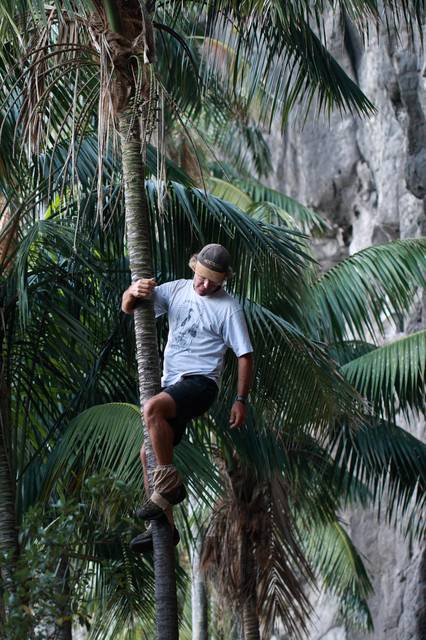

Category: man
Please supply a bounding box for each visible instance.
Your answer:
[122,244,253,552]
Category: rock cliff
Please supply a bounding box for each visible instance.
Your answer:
[268,13,425,640]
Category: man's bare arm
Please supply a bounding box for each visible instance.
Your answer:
[229,352,253,428]
[121,278,157,314]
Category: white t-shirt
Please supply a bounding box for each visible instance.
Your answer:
[153,279,253,387]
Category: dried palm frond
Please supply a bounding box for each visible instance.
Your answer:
[201,456,313,638]
[1,1,165,227]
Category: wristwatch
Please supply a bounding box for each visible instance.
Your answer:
[235,395,248,405]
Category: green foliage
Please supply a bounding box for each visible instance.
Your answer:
[158,1,376,131]
[342,330,426,421]
[42,403,222,511]
[5,500,94,639]
[2,171,425,637]
[0,1,425,637]
[311,239,426,341]
[207,175,328,234]
[4,472,174,639]
[333,420,426,537]
[303,520,373,631]
[2,175,424,637]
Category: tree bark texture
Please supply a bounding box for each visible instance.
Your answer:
[240,538,259,640]
[0,312,19,636]
[119,106,179,640]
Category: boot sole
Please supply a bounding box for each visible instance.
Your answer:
[130,527,180,553]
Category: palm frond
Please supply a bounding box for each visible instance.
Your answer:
[154,17,203,117]
[199,105,273,177]
[328,340,377,367]
[12,219,94,324]
[146,180,313,315]
[231,301,364,437]
[311,238,426,341]
[206,177,253,210]
[303,519,373,631]
[207,175,327,234]
[202,465,313,639]
[235,176,328,234]
[332,420,426,538]
[284,432,370,526]
[214,119,272,178]
[182,3,375,127]
[257,477,313,638]
[40,403,222,510]
[87,554,157,640]
[342,330,426,421]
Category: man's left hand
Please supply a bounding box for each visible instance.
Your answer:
[229,401,246,429]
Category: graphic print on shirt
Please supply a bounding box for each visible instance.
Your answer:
[170,304,201,349]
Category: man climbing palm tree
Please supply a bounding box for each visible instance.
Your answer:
[122,244,253,552]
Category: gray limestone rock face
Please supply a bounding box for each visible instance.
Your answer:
[266,13,425,640]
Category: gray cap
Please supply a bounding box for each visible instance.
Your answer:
[197,244,231,273]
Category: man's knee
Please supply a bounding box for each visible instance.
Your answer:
[143,396,160,427]
[143,393,176,427]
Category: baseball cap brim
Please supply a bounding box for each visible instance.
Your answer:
[194,261,226,284]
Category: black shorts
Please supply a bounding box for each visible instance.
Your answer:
[163,375,218,445]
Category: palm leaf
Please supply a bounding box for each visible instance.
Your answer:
[311,238,426,341]
[328,340,377,367]
[202,466,313,639]
[238,301,364,436]
[40,403,222,509]
[186,3,375,127]
[207,175,327,233]
[194,99,274,177]
[257,477,313,638]
[342,330,426,421]
[284,431,370,526]
[332,420,426,538]
[206,177,253,210]
[303,519,373,631]
[209,118,273,178]
[146,179,313,315]
[236,176,328,233]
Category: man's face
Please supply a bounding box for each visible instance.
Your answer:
[193,273,224,296]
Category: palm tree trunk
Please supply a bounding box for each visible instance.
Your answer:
[100,0,178,634]
[0,415,17,633]
[190,510,208,640]
[0,303,19,636]
[119,105,178,639]
[240,538,259,640]
[191,546,208,639]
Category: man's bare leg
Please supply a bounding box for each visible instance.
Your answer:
[143,391,177,463]
[140,391,180,525]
